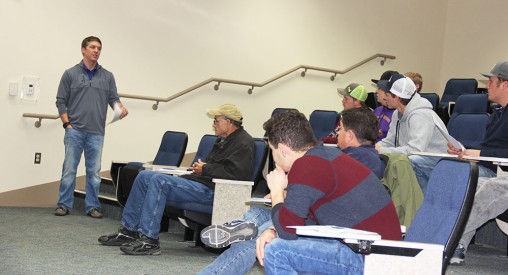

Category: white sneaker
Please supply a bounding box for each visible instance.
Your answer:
[200,220,258,248]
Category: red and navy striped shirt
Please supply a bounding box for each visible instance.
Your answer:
[272,145,401,241]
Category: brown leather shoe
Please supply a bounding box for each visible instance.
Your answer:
[87,208,103,219]
[54,206,69,216]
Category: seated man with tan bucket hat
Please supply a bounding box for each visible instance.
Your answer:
[97,103,256,256]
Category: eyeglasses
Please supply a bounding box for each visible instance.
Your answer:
[213,117,228,124]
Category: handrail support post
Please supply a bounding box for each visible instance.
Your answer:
[248,86,254,95]
[35,118,42,128]
[152,101,159,110]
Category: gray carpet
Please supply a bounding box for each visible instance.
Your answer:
[0,207,507,274]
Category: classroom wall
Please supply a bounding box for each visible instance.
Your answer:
[1,0,506,194]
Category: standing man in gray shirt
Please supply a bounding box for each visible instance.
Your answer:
[55,36,128,218]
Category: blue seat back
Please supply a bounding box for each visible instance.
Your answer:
[452,93,489,114]
[309,110,339,140]
[448,93,489,126]
[152,131,189,166]
[405,159,478,270]
[127,131,188,168]
[447,113,489,149]
[420,93,440,112]
[439,78,478,107]
[192,134,218,163]
[251,138,269,182]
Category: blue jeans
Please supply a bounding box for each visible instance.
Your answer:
[120,170,214,239]
[198,206,272,275]
[57,128,104,213]
[410,155,497,194]
[409,155,441,194]
[264,237,364,275]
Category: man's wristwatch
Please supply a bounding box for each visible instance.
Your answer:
[63,122,71,129]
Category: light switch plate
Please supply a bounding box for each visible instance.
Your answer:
[9,81,18,96]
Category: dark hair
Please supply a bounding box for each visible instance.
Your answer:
[340,107,378,145]
[387,92,412,106]
[81,36,102,49]
[263,110,317,151]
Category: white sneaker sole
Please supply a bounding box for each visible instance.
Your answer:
[200,223,258,248]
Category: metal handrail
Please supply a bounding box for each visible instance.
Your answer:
[22,53,395,127]
[23,113,60,128]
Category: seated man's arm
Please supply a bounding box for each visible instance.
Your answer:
[377,115,398,149]
[380,112,436,155]
[270,160,329,240]
[202,138,255,181]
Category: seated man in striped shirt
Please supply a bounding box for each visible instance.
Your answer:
[198,110,400,274]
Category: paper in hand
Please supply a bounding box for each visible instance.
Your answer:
[108,103,122,125]
[432,115,465,151]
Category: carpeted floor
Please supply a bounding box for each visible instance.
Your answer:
[0,207,506,274]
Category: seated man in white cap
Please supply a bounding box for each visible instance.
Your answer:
[97,103,256,256]
[375,74,448,193]
[321,83,370,144]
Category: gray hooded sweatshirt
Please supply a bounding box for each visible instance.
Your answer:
[378,93,448,155]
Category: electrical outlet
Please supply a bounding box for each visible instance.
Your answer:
[34,152,41,164]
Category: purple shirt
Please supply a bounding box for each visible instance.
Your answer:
[374,106,395,142]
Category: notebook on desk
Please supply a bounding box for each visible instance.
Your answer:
[288,225,381,242]
[154,166,192,176]
[411,151,508,165]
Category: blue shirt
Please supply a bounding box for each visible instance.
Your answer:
[342,144,385,179]
[82,63,98,80]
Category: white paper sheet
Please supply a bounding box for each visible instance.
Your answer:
[432,115,465,151]
[108,103,122,125]
[287,225,381,241]
[410,151,508,166]
[156,167,192,175]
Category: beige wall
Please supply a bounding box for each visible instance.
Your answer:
[0,0,506,195]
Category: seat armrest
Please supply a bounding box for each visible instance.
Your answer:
[448,101,456,117]
[292,225,443,275]
[360,240,444,275]
[212,179,254,186]
[211,179,254,224]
